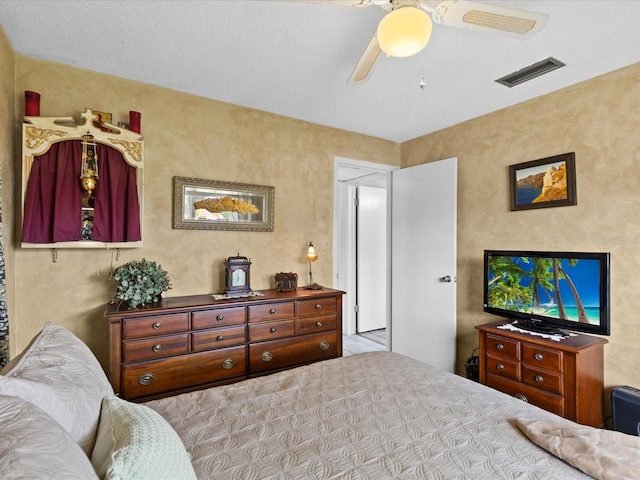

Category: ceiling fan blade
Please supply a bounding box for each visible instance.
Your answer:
[419,0,549,40]
[347,33,382,85]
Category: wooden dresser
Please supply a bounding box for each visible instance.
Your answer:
[476,321,608,427]
[105,288,344,401]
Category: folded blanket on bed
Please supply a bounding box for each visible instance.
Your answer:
[516,418,640,480]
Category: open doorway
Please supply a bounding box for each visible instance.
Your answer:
[335,157,457,369]
[333,157,398,347]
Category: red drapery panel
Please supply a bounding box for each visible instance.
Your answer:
[22,140,141,243]
[22,141,83,243]
[92,144,141,242]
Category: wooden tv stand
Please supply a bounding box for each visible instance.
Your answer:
[476,321,608,427]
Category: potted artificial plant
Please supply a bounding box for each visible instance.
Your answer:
[110,258,172,309]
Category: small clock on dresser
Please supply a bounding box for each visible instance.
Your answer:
[224,254,252,295]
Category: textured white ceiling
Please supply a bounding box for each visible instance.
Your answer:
[1,0,640,143]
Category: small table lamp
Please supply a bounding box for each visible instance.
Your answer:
[305,242,322,290]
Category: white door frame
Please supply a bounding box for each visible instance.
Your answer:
[333,156,398,336]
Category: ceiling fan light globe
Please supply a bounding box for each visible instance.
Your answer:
[377,6,432,58]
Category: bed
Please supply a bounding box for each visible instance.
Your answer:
[0,322,637,479]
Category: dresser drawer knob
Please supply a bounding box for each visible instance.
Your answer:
[221,359,235,370]
[496,343,504,351]
[152,344,162,352]
[262,351,273,362]
[316,321,323,327]
[269,308,276,315]
[514,393,528,403]
[315,304,322,310]
[496,363,505,371]
[152,322,162,330]
[319,341,330,350]
[217,335,224,341]
[270,327,277,333]
[216,315,224,321]
[138,373,155,386]
[534,353,544,361]
[534,375,544,383]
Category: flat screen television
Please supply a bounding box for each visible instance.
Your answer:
[483,250,610,336]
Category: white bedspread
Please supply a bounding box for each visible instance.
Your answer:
[146,351,593,479]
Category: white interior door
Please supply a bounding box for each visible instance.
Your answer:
[356,185,387,333]
[391,158,457,372]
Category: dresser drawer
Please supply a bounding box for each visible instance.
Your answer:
[487,373,564,417]
[296,314,336,335]
[122,346,247,400]
[522,343,562,372]
[122,334,189,362]
[192,307,245,329]
[248,319,295,342]
[522,365,563,395]
[297,297,337,317]
[486,355,520,380]
[192,325,246,352]
[123,313,189,339]
[249,332,337,374]
[248,302,295,322]
[486,334,520,360]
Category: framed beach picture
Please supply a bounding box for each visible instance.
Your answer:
[509,152,577,211]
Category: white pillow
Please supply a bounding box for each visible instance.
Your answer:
[0,322,113,456]
[91,395,197,480]
[0,395,99,479]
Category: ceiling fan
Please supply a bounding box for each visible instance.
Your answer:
[292,0,549,85]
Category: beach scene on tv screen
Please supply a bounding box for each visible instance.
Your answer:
[487,255,601,325]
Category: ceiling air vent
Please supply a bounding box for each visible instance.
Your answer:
[495,57,565,87]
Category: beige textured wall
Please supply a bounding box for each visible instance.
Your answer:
[402,62,640,391]
[10,56,400,368]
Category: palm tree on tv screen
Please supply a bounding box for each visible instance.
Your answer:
[487,257,532,311]
[529,257,555,311]
[554,258,589,323]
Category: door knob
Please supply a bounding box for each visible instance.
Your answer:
[439,275,452,283]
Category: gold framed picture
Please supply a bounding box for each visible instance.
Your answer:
[173,176,274,232]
